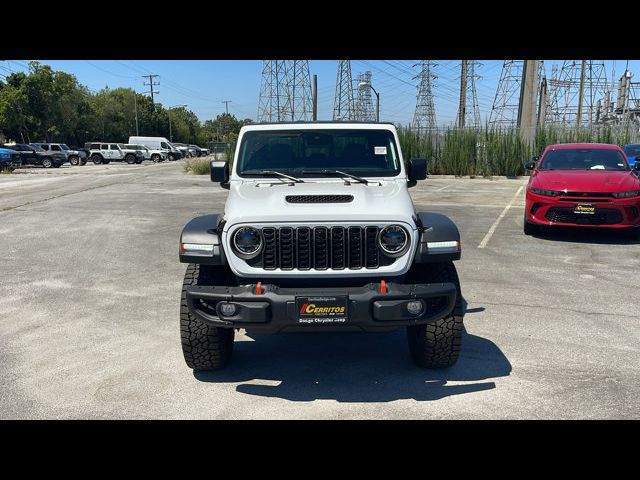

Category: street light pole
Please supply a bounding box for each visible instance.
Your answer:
[359,81,380,122]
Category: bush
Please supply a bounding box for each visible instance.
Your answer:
[184,158,211,175]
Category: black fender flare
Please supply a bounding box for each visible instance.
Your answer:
[179,214,226,265]
[413,212,461,263]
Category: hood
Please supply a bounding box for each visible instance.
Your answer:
[223,179,416,226]
[532,170,640,193]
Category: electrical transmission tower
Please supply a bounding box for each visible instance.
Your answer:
[547,60,609,126]
[489,61,523,128]
[257,60,313,122]
[142,74,160,105]
[412,60,437,132]
[354,71,375,121]
[287,60,313,121]
[333,60,355,121]
[457,61,481,128]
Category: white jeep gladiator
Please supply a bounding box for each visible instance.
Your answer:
[178,122,464,370]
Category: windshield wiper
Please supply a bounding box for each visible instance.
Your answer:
[242,170,304,183]
[301,169,369,185]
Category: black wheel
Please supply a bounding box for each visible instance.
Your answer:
[180,264,235,370]
[151,154,161,163]
[79,159,87,166]
[91,154,103,165]
[135,158,143,164]
[168,153,176,161]
[42,157,53,168]
[102,159,111,165]
[125,154,136,164]
[53,163,61,168]
[69,156,79,166]
[406,262,464,368]
[524,220,539,236]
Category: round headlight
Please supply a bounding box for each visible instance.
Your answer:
[378,225,409,256]
[233,227,263,258]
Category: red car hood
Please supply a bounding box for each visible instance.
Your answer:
[532,170,640,193]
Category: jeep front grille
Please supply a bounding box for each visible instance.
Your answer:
[259,226,383,270]
[285,195,354,203]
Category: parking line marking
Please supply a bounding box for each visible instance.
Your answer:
[478,185,524,249]
[435,184,451,192]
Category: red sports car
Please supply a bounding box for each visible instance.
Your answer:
[524,143,640,239]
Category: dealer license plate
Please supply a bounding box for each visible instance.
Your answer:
[296,296,348,324]
[574,203,595,215]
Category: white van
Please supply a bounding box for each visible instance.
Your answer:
[128,136,182,161]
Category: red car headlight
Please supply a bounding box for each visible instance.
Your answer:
[611,190,640,198]
[528,187,562,197]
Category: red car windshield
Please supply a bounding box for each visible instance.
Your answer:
[539,148,629,171]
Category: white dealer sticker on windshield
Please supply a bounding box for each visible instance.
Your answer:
[374,146,387,155]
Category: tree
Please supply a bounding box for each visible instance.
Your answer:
[201,113,252,143]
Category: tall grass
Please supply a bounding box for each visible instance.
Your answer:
[183,158,211,175]
[397,125,639,177]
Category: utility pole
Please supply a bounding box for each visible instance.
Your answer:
[537,76,547,127]
[142,74,160,105]
[222,100,232,114]
[312,74,318,121]
[576,60,586,128]
[458,61,467,128]
[517,60,539,144]
[133,91,139,136]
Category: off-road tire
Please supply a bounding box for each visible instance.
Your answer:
[125,154,136,164]
[91,154,103,165]
[406,261,464,368]
[524,219,539,236]
[42,157,53,168]
[69,155,79,166]
[180,264,234,370]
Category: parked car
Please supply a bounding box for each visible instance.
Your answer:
[84,143,145,165]
[173,143,191,158]
[124,144,166,163]
[0,147,22,172]
[1,143,65,168]
[188,144,203,157]
[32,143,84,166]
[623,144,640,170]
[178,121,464,371]
[524,143,640,239]
[128,136,182,161]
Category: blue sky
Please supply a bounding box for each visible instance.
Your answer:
[2,60,637,126]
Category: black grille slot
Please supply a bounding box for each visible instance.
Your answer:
[286,195,353,203]
[365,226,380,268]
[348,227,363,269]
[545,207,623,225]
[279,227,295,270]
[331,227,346,270]
[262,228,277,270]
[313,227,329,270]
[296,227,311,270]
[257,226,391,270]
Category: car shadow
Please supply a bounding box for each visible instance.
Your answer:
[531,226,640,245]
[194,327,511,403]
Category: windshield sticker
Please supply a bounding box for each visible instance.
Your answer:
[374,146,387,155]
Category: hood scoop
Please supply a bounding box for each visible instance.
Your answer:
[285,195,354,204]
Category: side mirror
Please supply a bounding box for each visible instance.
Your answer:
[210,160,229,185]
[408,158,427,182]
[524,161,536,170]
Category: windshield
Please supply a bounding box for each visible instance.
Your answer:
[539,148,629,171]
[237,129,401,177]
[60,144,70,150]
[624,145,640,157]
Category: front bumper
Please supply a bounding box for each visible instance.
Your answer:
[186,281,457,333]
[526,192,640,229]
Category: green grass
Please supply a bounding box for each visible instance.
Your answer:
[183,158,211,175]
[397,125,639,177]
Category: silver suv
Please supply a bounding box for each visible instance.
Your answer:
[85,143,145,165]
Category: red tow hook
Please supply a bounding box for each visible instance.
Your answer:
[255,281,263,295]
[379,279,387,294]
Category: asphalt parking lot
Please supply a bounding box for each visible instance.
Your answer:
[1,160,639,419]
